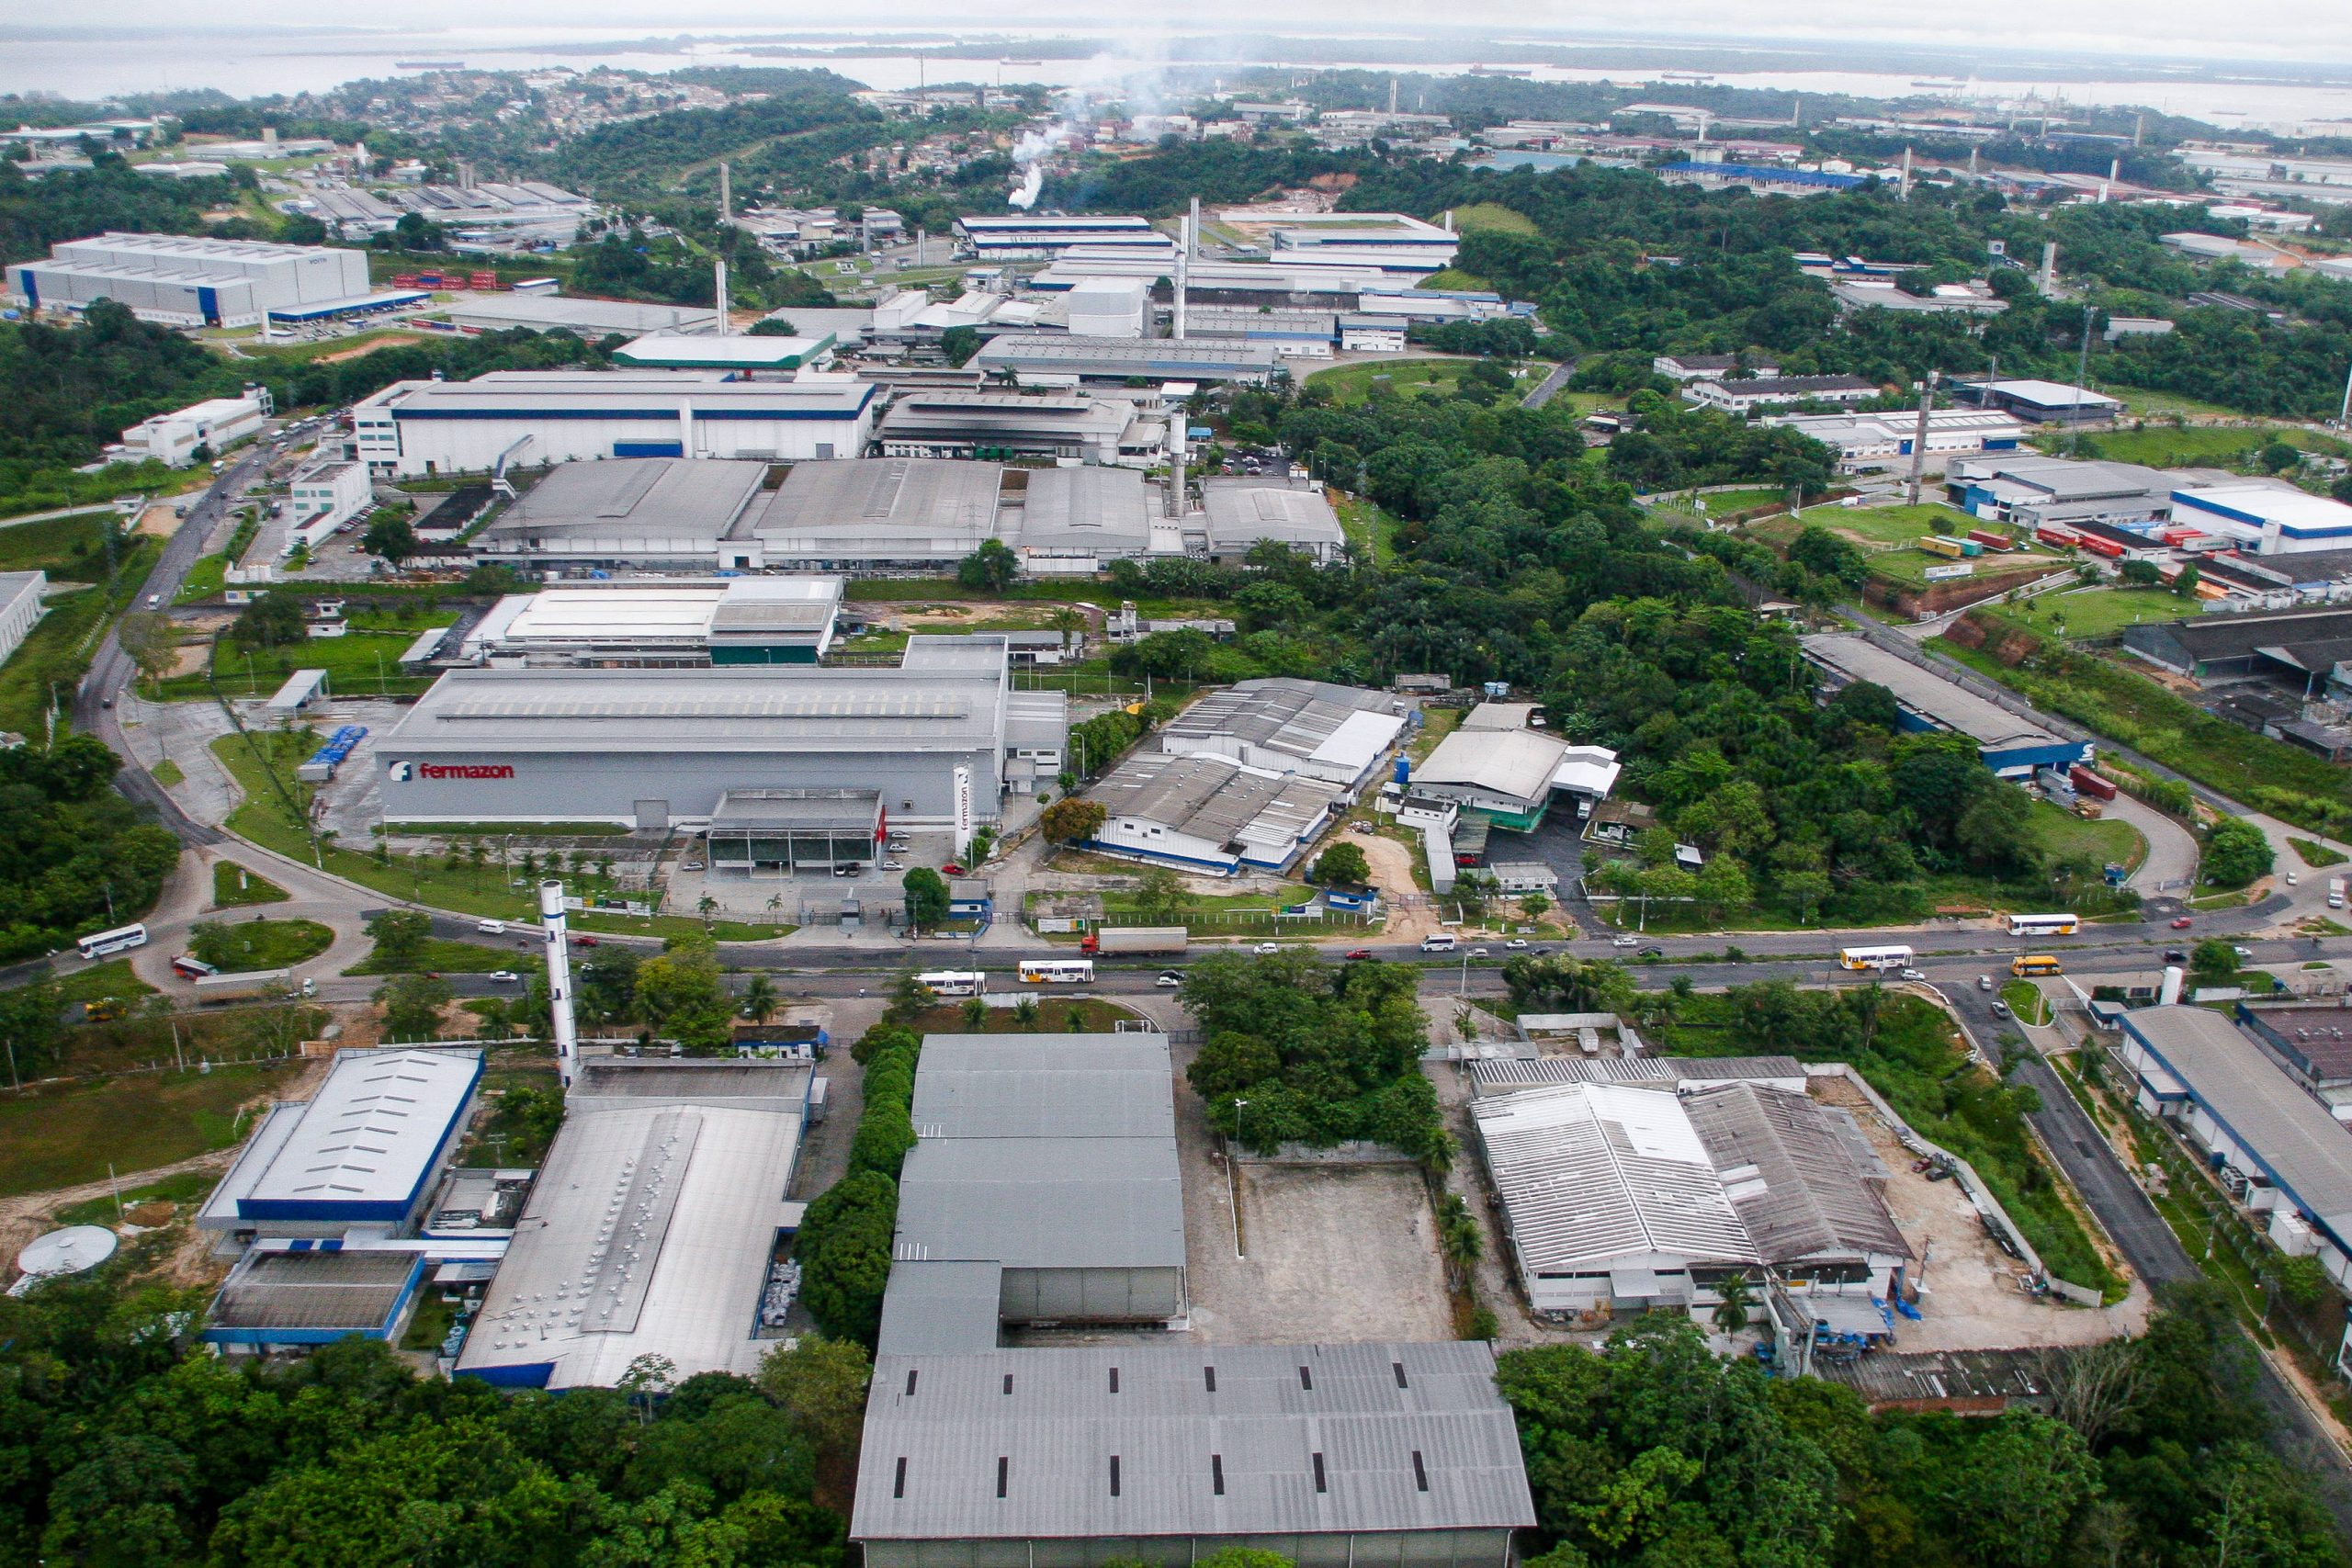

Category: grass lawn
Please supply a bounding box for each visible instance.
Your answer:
[0,1062,308,1197]
[1413,267,1493,292]
[345,935,520,976]
[200,918,333,972]
[162,626,437,703]
[2000,977,2053,1025]
[175,553,229,604]
[1334,495,1400,565]
[1408,705,1463,762]
[1445,202,1538,237]
[843,578,1216,618]
[235,329,432,366]
[1304,357,1537,406]
[2023,797,2145,871]
[1996,586,2197,640]
[211,862,289,908]
[2292,839,2350,868]
[51,958,158,1009]
[150,757,185,787]
[2058,423,2351,468]
[0,511,124,581]
[1868,547,2061,589]
[0,536,160,739]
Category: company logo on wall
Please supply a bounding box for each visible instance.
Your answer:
[389,761,515,782]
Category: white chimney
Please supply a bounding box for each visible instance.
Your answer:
[718,160,731,222]
[540,880,580,1089]
[713,256,729,335]
[2161,966,2185,1006]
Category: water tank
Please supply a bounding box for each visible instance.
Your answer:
[2160,966,2184,1006]
[14,1225,117,1287]
[1394,757,1411,787]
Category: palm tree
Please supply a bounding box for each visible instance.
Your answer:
[697,893,718,927]
[961,996,989,1031]
[1711,1272,1756,1338]
[741,974,778,1025]
[1013,997,1040,1030]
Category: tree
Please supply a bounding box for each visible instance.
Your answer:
[1313,840,1371,888]
[1039,796,1107,845]
[1932,1412,2100,1568]
[2189,938,2241,985]
[114,610,176,691]
[2175,559,2201,598]
[1711,1271,1756,1337]
[956,537,1018,592]
[2119,558,2162,586]
[374,972,451,1041]
[901,866,950,932]
[366,908,431,970]
[0,973,66,1081]
[960,995,988,1031]
[940,324,981,367]
[741,973,778,1024]
[2201,817,2273,887]
[796,1169,897,1345]
[755,1335,872,1490]
[360,512,419,567]
[231,590,305,649]
[634,933,735,1051]
[1131,866,1193,924]
[746,316,798,336]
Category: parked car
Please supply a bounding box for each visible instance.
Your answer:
[1351,821,1375,834]
[1637,946,1664,959]
[1156,971,1183,987]
[1900,967,1927,981]
[1611,934,1638,947]
[2288,872,2300,886]
[1991,999,2011,1018]
[1978,975,1994,991]
[2235,945,2255,961]
[1344,948,1373,960]
[2171,916,2193,929]
[1253,942,1280,955]
[882,859,906,871]
[488,970,519,985]
[941,863,964,875]
[1505,938,1530,950]
[681,860,704,871]
[478,920,505,935]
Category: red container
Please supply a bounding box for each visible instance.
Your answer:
[2069,765,2118,801]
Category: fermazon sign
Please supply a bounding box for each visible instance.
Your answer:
[389,761,516,782]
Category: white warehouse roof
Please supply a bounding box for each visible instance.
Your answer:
[1415,728,1572,804]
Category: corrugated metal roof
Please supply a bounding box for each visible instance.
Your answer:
[1088,751,1342,852]
[1200,479,1346,551]
[1015,466,1153,551]
[480,457,770,546]
[244,1048,480,1211]
[752,457,1006,551]
[1799,635,2064,753]
[895,1137,1185,1270]
[851,1342,1534,1542]
[876,1261,1008,1355]
[1156,678,1406,769]
[209,1248,418,1332]
[912,1036,1177,1142]
[1681,1084,1909,1263]
[1415,728,1571,804]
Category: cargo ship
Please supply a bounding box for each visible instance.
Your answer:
[395,60,465,70]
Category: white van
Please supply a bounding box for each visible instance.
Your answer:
[478,919,506,935]
[1419,933,1459,953]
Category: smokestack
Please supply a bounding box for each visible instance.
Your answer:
[1168,410,1185,520]
[540,880,579,1089]
[2161,966,2184,1006]
[718,161,731,223]
[2039,241,2057,293]
[1969,145,1979,177]
[714,256,729,335]
[1388,77,1397,117]
[1905,370,1939,507]
[1900,145,1913,198]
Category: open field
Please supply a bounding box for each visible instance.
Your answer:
[0,536,161,739]
[2023,796,2145,870]
[2048,423,2350,467]
[1445,203,1539,237]
[0,511,122,581]
[161,626,437,702]
[1335,496,1399,564]
[1995,586,2196,641]
[345,935,527,976]
[1304,357,1540,406]
[52,959,157,1009]
[0,1062,307,1197]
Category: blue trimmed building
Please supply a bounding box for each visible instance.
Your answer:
[204,1246,433,1353]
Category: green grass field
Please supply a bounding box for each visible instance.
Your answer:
[1412,267,1495,292]
[2001,978,2053,1025]
[345,935,521,976]
[1304,357,1539,406]
[200,918,332,972]
[211,863,289,908]
[0,1062,307,1197]
[52,958,157,1009]
[0,511,124,581]
[2052,423,2351,468]
[1803,502,1984,546]
[163,626,437,703]
[2291,838,2349,869]
[2023,797,2145,871]
[1444,202,1538,236]
[53,1168,217,1227]
[150,757,185,787]
[1996,586,2197,640]
[1335,496,1400,564]
[176,553,228,603]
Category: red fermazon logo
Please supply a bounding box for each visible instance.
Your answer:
[390,761,515,781]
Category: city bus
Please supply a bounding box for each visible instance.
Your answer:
[917,971,986,998]
[171,954,220,981]
[1017,959,1095,985]
[76,923,148,961]
[1838,945,1913,972]
[2007,913,2080,939]
[2011,954,2064,977]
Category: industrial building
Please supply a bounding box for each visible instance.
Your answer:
[886,1034,1186,1342]
[1009,466,1160,574]
[468,457,774,572]
[2234,1004,2352,1120]
[1064,276,1152,337]
[1185,307,1340,356]
[197,1048,483,1251]
[1654,354,1779,382]
[1953,378,2124,425]
[752,457,1007,573]
[1409,728,1573,831]
[2117,1007,2352,1286]
[1944,454,2200,532]
[6,231,386,328]
[1800,634,2091,775]
[436,292,719,337]
[851,1340,1535,1568]
[612,332,836,371]
[1657,162,1868,197]
[1153,677,1409,787]
[353,371,877,477]
[0,571,47,669]
[706,789,888,877]
[377,641,1065,829]
[1199,478,1349,564]
[1473,1079,1907,1315]
[456,1059,817,1389]
[109,385,272,468]
[954,214,1174,261]
[878,389,1164,466]
[459,576,845,666]
[204,1247,434,1354]
[1763,409,2027,470]
[973,333,1283,385]
[1684,374,1881,414]
[2121,605,2352,685]
[285,457,374,551]
[1083,750,1348,874]
[1471,1055,1810,1095]
[2171,486,2352,556]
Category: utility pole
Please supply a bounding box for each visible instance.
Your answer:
[2339,356,2352,429]
[1905,370,1939,506]
[2075,302,2096,427]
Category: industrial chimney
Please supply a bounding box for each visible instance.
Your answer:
[713,255,729,336]
[540,881,580,1089]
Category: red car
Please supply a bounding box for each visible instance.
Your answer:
[1344,948,1373,961]
[574,935,600,947]
[940,863,964,875]
[2170,917,2193,930]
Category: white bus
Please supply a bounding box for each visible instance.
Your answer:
[76,923,149,961]
[1838,945,1913,973]
[918,971,986,998]
[1018,959,1095,985]
[2007,912,2080,939]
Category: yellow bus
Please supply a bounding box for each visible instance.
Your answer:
[2011,954,2064,976]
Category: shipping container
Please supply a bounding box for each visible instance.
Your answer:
[1965,529,2016,552]
[1081,926,1189,956]
[2068,765,2119,802]
[1919,535,1968,559]
[2036,524,2082,547]
[469,271,501,289]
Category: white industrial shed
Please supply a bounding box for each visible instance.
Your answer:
[1409,728,1571,831]
[1085,751,1345,875]
[1199,478,1349,564]
[1154,677,1409,787]
[461,576,844,666]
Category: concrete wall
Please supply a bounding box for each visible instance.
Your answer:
[863,1528,1514,1568]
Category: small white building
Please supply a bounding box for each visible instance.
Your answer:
[111,386,273,468]
[1684,375,1880,414]
[1063,277,1150,339]
[0,571,47,667]
[285,457,374,551]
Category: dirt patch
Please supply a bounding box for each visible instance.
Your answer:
[1358,831,1439,942]
[315,332,424,363]
[166,640,211,677]
[135,503,183,538]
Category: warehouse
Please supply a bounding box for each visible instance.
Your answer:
[377,647,1060,829]
[460,576,845,665]
[355,372,876,477]
[457,1059,815,1389]
[1944,454,2192,531]
[110,386,273,468]
[469,457,772,572]
[1009,465,1159,573]
[1684,374,1881,414]
[6,231,376,327]
[1184,307,1340,356]
[197,1048,483,1250]
[2118,1007,2352,1284]
[1083,751,1347,874]
[954,213,1173,261]
[1409,728,1573,830]
[1470,1055,1810,1095]
[750,457,1007,572]
[438,292,718,336]
[612,332,836,371]
[878,389,1159,466]
[1800,634,2089,775]
[1199,478,1350,564]
[888,1033,1187,1337]
[285,457,374,550]
[974,333,1283,385]
[1154,677,1408,786]
[1764,409,2026,470]
[1472,1079,1906,1314]
[2121,604,2352,686]
[204,1247,432,1354]
[1953,378,2124,425]
[0,571,45,669]
[2170,485,2352,556]
[851,1340,1535,1568]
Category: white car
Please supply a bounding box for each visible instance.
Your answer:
[1253,942,1280,955]
[1156,972,1184,987]
[883,859,906,871]
[488,970,519,985]
[478,920,505,935]
[1468,946,1490,959]
[1611,934,1638,947]
[681,860,705,871]
[1505,938,1530,950]
[1901,967,1927,981]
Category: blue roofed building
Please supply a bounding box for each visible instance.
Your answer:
[1800,633,2090,776]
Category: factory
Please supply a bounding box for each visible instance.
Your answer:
[1952,378,2124,426]
[1005,465,1164,574]
[456,1058,819,1389]
[1472,1079,1909,1315]
[1409,726,1574,831]
[435,292,720,337]
[612,332,836,372]
[284,457,374,551]
[885,1033,1187,1343]
[1185,306,1340,357]
[1083,751,1348,874]
[751,457,1011,573]
[1683,374,1882,414]
[877,389,1165,466]
[973,333,1283,385]
[2170,486,2352,556]
[1657,163,1868,197]
[468,457,775,573]
[5,231,401,329]
[954,214,1175,262]
[1944,454,2194,532]
[1152,677,1410,787]
[2118,1007,2352,1286]
[1200,477,1350,564]
[459,576,845,665]
[107,384,273,468]
[351,371,878,477]
[1763,409,2026,470]
[0,572,47,669]
[1801,634,2090,775]
[377,637,1066,830]
[197,1047,484,1254]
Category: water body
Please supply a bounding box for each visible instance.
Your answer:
[3,25,2349,133]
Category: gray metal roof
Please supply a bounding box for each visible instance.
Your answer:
[243,1048,480,1211]
[1156,679,1406,767]
[384,665,1007,755]
[851,1341,1535,1542]
[1088,751,1341,852]
[711,787,883,834]
[895,1137,1185,1270]
[973,334,1283,378]
[880,390,1132,443]
[1681,1084,1909,1264]
[752,457,1006,552]
[389,370,871,417]
[439,294,720,334]
[209,1248,419,1333]
[567,1057,815,1115]
[1470,1055,1805,1091]
[2123,1007,2352,1239]
[478,458,770,546]
[876,1260,1008,1356]
[911,1035,1176,1142]
[1200,479,1346,552]
[1799,635,2064,753]
[1014,466,1153,552]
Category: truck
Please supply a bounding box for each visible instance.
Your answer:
[2068,765,2119,802]
[1081,926,1188,957]
[192,969,314,1004]
[2332,879,2346,910]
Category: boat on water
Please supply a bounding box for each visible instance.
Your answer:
[395,61,465,70]
[1469,65,1535,77]
[1001,58,1045,66]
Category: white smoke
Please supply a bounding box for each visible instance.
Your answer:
[1007,118,1065,210]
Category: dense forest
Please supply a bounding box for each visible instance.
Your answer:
[0,157,249,267]
[0,734,181,972]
